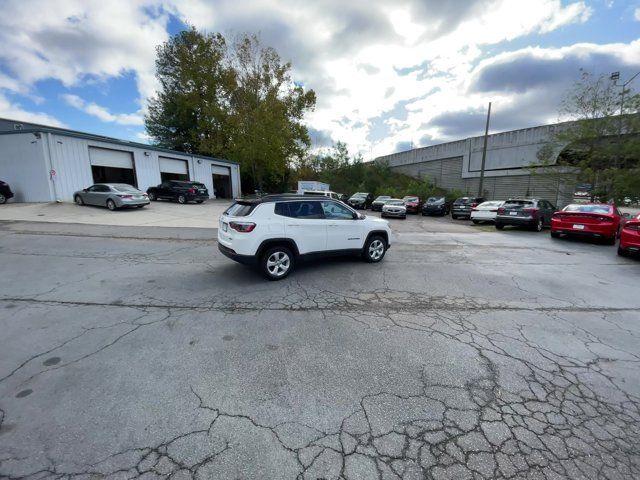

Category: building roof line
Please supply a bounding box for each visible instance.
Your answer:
[0,118,239,165]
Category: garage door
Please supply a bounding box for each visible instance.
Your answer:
[211,164,230,176]
[159,157,188,175]
[89,147,136,186]
[89,148,134,169]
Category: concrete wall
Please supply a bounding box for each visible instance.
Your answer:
[0,133,51,202]
[378,123,575,207]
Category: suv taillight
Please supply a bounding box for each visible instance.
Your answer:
[522,208,538,216]
[188,187,196,194]
[229,222,256,233]
[470,203,478,208]
[497,207,505,214]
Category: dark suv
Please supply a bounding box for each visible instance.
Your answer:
[147,180,209,204]
[0,180,13,204]
[495,198,556,232]
[422,197,450,216]
[451,197,485,219]
[348,192,374,209]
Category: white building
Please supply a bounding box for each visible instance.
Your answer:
[0,118,241,203]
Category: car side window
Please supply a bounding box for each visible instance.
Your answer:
[87,185,98,192]
[160,182,170,188]
[287,201,325,219]
[98,185,111,192]
[321,201,354,220]
[274,202,291,217]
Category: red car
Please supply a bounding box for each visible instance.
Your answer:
[618,213,640,256]
[551,203,624,245]
[402,196,422,214]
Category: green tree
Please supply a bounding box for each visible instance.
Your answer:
[538,69,640,202]
[145,28,316,192]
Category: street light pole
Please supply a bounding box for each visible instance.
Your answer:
[610,70,640,168]
[478,102,492,198]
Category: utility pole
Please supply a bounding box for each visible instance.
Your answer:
[477,102,491,197]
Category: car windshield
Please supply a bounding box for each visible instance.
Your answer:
[403,197,418,202]
[427,197,445,204]
[352,193,367,198]
[386,199,404,206]
[375,196,390,201]
[111,184,140,193]
[564,204,611,214]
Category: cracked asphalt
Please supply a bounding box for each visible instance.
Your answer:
[1,216,639,479]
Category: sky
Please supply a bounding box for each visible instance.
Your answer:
[0,0,639,160]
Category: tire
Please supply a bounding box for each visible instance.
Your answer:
[550,231,560,238]
[604,235,616,246]
[0,194,6,204]
[196,200,204,204]
[136,205,145,209]
[261,246,294,280]
[74,195,84,206]
[472,220,479,224]
[618,246,628,257]
[148,191,156,201]
[452,214,458,220]
[177,195,187,204]
[106,199,116,211]
[534,218,543,232]
[495,223,504,230]
[363,235,387,263]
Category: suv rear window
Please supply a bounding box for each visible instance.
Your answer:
[225,202,255,217]
[454,197,471,204]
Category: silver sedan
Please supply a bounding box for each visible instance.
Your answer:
[73,183,150,211]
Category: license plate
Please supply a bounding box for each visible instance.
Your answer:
[221,222,228,232]
[199,190,205,194]
[509,211,518,216]
[573,224,585,230]
[134,195,142,199]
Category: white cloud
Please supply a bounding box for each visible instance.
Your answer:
[62,94,143,125]
[0,0,608,157]
[0,93,65,127]
[634,7,640,21]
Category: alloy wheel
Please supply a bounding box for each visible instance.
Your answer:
[266,251,290,277]
[369,239,385,261]
[0,194,6,204]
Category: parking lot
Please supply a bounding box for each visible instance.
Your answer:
[1,210,640,479]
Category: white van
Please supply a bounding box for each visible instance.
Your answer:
[302,190,341,201]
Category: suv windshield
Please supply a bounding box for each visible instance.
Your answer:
[427,197,445,204]
[454,198,471,205]
[375,196,390,201]
[504,200,534,207]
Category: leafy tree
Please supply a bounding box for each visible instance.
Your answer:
[538,69,640,202]
[145,28,316,192]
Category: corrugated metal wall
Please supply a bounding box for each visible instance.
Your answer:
[0,134,50,202]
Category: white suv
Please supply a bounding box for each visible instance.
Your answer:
[218,195,393,280]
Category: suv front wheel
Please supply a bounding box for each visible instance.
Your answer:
[261,246,294,280]
[363,235,387,263]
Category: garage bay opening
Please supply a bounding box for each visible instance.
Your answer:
[89,147,137,187]
[212,164,231,199]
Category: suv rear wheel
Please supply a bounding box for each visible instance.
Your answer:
[261,246,294,280]
[148,191,156,201]
[363,235,386,263]
[177,194,187,204]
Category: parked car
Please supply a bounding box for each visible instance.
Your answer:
[551,203,625,245]
[381,199,407,219]
[495,198,556,231]
[218,195,393,280]
[371,195,392,211]
[147,180,209,204]
[451,196,485,219]
[74,183,149,211]
[470,201,505,224]
[618,213,640,256]
[422,197,450,216]
[0,180,14,204]
[402,196,422,214]
[348,192,373,209]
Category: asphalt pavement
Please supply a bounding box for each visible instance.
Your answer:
[1,216,639,479]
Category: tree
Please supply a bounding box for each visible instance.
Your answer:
[539,69,640,202]
[145,28,316,192]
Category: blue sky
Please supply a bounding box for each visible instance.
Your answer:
[0,0,638,158]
